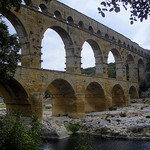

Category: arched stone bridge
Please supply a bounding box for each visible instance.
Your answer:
[0,0,150,119]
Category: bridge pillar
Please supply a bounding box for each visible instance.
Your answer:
[105,94,112,109]
[124,94,130,106]
[103,63,108,78]
[116,61,125,80]
[30,93,44,120]
[72,93,85,118]
[128,63,138,82]
[65,45,81,73]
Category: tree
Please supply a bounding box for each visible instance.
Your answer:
[98,0,150,24]
[0,0,31,79]
[0,19,20,79]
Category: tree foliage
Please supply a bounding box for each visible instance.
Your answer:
[81,63,116,78]
[98,0,150,24]
[0,19,20,79]
[0,0,32,79]
[0,0,31,11]
[0,112,43,150]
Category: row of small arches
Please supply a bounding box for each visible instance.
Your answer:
[37,3,150,58]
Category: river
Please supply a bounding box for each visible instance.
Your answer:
[43,134,150,150]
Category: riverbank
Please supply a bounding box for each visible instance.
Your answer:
[1,99,150,140]
[42,99,150,140]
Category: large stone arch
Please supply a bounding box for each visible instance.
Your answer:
[0,9,30,67]
[81,39,103,76]
[129,86,138,99]
[107,48,124,79]
[47,79,76,117]
[111,84,125,107]
[138,59,144,82]
[126,54,137,82]
[42,26,76,72]
[85,82,107,112]
[0,78,31,117]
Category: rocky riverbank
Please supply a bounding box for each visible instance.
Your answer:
[42,99,150,140]
[1,99,150,140]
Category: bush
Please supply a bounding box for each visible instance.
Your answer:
[67,123,81,133]
[119,112,126,117]
[0,112,43,150]
[109,106,117,111]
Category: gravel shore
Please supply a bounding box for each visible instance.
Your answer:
[1,101,150,140]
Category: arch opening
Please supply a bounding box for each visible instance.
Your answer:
[47,79,76,117]
[107,51,116,78]
[41,26,73,71]
[78,21,84,28]
[54,10,62,19]
[0,78,31,117]
[88,26,93,33]
[0,10,29,66]
[67,16,74,24]
[39,4,48,13]
[111,84,125,107]
[81,40,103,76]
[107,49,123,79]
[85,82,106,113]
[129,86,138,99]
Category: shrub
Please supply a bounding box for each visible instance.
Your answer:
[109,106,117,111]
[67,123,81,133]
[130,127,143,133]
[0,112,43,150]
[119,112,126,117]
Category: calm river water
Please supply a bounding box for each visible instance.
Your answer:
[43,134,150,150]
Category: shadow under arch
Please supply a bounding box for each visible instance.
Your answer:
[111,84,125,107]
[129,86,138,99]
[85,82,107,113]
[81,39,103,76]
[42,26,75,72]
[47,79,76,117]
[107,48,123,79]
[0,78,31,117]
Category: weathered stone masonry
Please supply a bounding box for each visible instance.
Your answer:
[0,0,150,120]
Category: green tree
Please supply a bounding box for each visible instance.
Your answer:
[0,112,43,150]
[108,63,116,78]
[0,19,20,79]
[98,0,150,24]
[0,0,32,79]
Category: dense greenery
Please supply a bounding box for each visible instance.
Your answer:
[107,63,116,78]
[0,112,43,150]
[0,19,20,79]
[82,63,116,78]
[0,0,34,80]
[81,67,96,76]
[67,123,81,133]
[98,0,150,24]
[0,0,31,10]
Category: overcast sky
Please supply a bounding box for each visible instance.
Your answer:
[6,0,150,71]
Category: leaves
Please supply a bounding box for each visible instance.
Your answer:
[0,19,20,79]
[99,0,150,24]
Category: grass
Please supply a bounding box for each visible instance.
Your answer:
[0,103,6,108]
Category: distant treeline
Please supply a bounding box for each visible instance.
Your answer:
[81,63,116,78]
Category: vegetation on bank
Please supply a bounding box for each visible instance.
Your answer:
[0,112,43,150]
[81,63,116,78]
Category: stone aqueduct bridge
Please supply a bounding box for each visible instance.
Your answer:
[0,0,150,119]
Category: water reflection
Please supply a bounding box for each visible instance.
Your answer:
[43,134,150,150]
